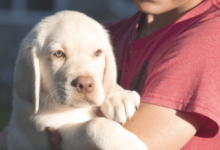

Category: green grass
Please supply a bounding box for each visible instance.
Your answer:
[0,107,11,131]
[0,80,13,131]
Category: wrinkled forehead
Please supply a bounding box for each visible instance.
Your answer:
[43,19,107,54]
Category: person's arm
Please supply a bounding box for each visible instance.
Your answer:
[47,102,201,150]
[123,103,201,150]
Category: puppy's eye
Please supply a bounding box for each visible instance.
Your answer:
[94,50,102,57]
[54,51,65,58]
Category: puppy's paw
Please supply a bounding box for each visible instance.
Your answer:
[101,90,140,124]
[87,118,148,150]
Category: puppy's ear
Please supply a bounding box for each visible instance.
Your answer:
[102,41,117,99]
[14,44,40,113]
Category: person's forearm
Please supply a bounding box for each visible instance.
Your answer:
[46,102,201,150]
[123,103,201,150]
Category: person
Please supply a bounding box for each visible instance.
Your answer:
[106,0,220,149]
[1,0,220,149]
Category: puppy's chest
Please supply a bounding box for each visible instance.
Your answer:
[34,107,98,131]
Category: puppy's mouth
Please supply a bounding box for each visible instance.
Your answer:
[83,96,95,104]
[64,96,95,108]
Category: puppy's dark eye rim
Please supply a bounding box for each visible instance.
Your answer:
[94,49,102,56]
[53,50,65,58]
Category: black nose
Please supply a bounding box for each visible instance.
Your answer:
[71,76,95,94]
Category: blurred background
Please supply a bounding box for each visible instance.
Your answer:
[0,0,138,131]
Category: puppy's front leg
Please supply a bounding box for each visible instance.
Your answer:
[59,118,147,150]
[58,122,100,150]
[101,84,141,124]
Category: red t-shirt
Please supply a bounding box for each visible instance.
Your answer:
[106,0,220,149]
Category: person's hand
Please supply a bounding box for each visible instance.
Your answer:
[0,126,8,150]
[46,127,100,150]
[46,127,62,150]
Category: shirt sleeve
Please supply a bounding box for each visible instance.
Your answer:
[141,18,220,137]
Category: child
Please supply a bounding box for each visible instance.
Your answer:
[105,0,220,149]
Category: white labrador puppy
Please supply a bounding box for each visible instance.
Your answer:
[7,11,148,150]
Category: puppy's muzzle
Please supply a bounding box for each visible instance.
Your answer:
[72,76,95,94]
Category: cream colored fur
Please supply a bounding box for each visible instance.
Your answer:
[7,11,148,150]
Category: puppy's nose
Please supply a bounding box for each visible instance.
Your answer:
[72,76,95,94]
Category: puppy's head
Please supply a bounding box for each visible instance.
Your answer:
[14,11,117,113]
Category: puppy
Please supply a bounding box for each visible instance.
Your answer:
[7,11,148,150]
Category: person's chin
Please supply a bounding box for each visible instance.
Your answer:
[135,3,166,15]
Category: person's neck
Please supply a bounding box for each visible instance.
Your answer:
[137,0,203,39]
[146,11,183,36]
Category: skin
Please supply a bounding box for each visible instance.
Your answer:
[123,103,201,150]
[1,0,203,149]
[134,0,203,38]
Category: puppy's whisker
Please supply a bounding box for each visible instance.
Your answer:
[103,89,110,100]
[44,81,65,88]
[42,86,61,109]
